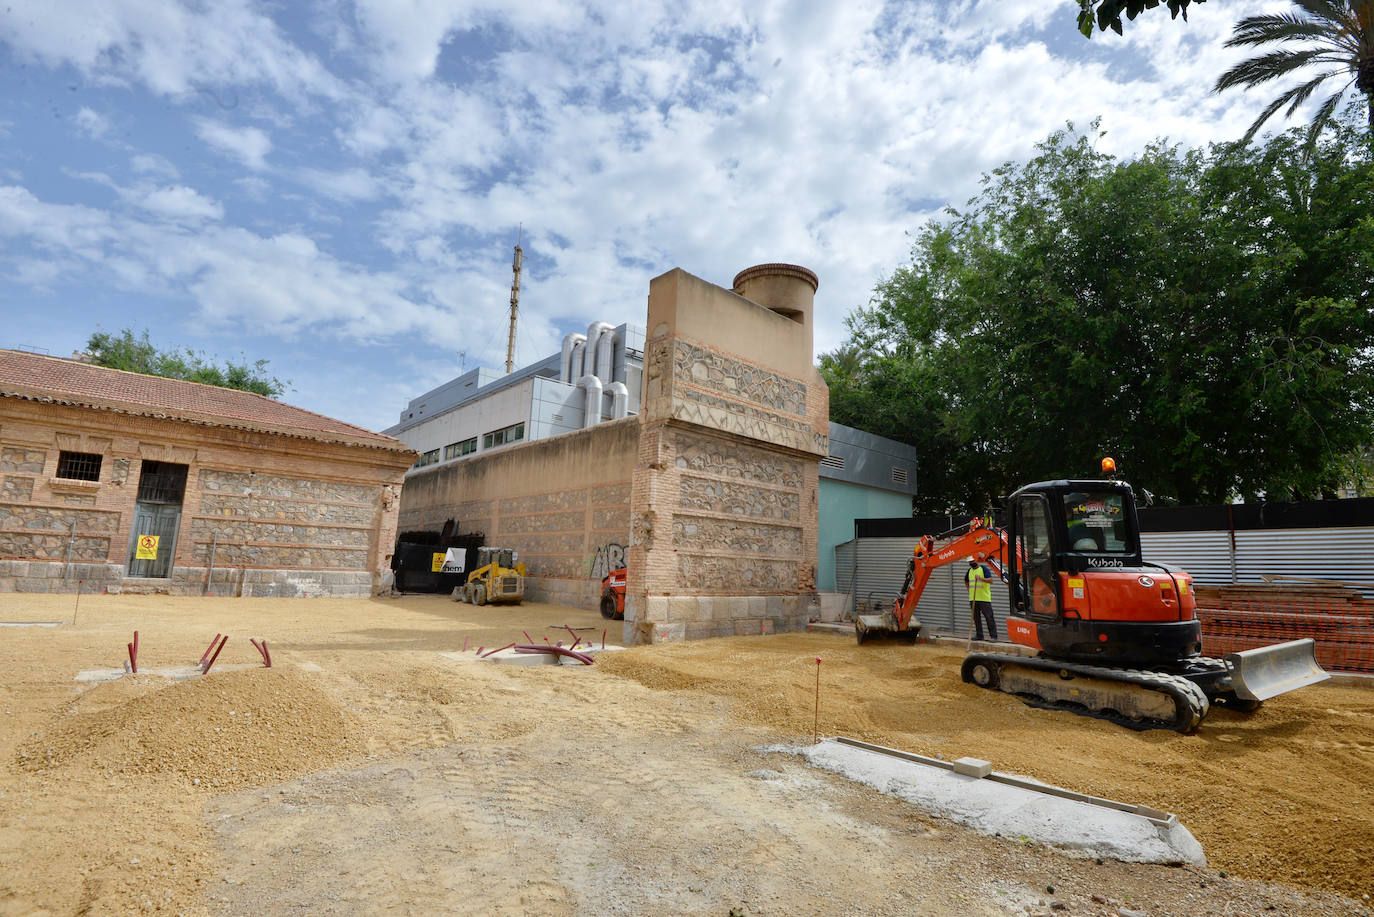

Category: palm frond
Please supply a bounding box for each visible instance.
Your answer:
[1290,0,1357,27]
[1215,48,1336,90]
[1227,13,1343,47]
[1302,88,1347,146]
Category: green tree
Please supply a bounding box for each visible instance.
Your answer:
[85,328,288,398]
[1078,0,1203,37]
[1215,0,1374,143]
[822,114,1374,512]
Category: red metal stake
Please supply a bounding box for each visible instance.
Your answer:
[522,630,534,644]
[132,631,139,672]
[463,636,469,652]
[563,625,581,649]
[199,634,222,667]
[813,656,822,744]
[481,642,515,658]
[249,638,272,667]
[202,635,228,674]
[602,629,606,649]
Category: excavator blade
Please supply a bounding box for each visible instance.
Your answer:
[1224,638,1330,702]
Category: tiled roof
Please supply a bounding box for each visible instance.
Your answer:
[0,349,411,454]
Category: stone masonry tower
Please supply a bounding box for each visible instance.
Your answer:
[626,264,830,642]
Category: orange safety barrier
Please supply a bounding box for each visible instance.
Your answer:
[1197,598,1374,675]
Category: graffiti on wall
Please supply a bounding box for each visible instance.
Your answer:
[588,541,626,579]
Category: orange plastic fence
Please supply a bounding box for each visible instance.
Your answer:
[1197,599,1374,674]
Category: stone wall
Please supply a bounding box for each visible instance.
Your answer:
[397,418,638,609]
[0,398,411,596]
[627,266,829,642]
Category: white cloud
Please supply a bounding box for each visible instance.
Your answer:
[74,107,110,138]
[0,0,1350,428]
[0,0,349,101]
[136,185,224,222]
[0,184,448,345]
[294,166,383,202]
[129,153,179,178]
[194,118,273,170]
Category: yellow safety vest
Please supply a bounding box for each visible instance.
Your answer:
[967,565,992,602]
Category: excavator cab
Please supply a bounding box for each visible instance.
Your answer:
[1001,478,1201,666]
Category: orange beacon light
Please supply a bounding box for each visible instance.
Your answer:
[1101,456,1117,476]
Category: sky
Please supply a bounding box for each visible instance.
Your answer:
[0,0,1304,433]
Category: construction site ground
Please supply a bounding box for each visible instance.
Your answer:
[1,592,1370,917]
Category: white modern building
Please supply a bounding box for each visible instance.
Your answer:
[386,321,647,471]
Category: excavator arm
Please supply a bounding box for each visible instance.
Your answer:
[891,518,1012,629]
[857,517,1015,642]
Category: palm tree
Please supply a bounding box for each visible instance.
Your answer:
[1214,0,1374,144]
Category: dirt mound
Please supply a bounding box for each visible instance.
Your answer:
[15,666,360,790]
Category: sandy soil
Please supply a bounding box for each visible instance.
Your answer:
[0,591,1370,917]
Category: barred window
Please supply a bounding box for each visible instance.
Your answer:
[56,451,102,482]
[136,461,188,503]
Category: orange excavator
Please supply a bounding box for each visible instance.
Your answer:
[856,459,1329,731]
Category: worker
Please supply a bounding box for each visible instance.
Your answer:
[965,558,997,641]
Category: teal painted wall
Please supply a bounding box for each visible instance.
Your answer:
[817,478,912,591]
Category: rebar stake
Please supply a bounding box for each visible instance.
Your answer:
[813,656,822,744]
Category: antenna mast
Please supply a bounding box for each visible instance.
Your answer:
[506,227,522,374]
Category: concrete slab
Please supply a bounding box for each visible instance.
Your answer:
[0,621,62,627]
[439,645,626,667]
[75,664,257,684]
[786,738,1205,866]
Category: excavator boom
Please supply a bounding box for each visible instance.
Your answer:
[855,517,1011,642]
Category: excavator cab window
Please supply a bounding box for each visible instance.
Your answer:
[1013,494,1059,619]
[1063,491,1135,554]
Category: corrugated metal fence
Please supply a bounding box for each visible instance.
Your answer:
[1141,528,1374,598]
[837,498,1374,644]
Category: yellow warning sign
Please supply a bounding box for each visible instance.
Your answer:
[136,535,160,560]
[431,552,445,572]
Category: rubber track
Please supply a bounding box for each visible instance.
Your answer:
[962,653,1211,732]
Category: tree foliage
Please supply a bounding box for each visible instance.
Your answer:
[1214,0,1374,143]
[1078,0,1203,37]
[821,113,1374,513]
[85,328,288,398]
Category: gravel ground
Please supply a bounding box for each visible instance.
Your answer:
[1,591,1370,916]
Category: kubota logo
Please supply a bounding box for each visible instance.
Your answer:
[1138,576,1155,587]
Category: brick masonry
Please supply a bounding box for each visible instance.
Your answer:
[626,267,828,643]
[391,266,828,639]
[0,398,411,597]
[397,418,638,609]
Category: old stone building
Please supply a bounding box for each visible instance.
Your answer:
[0,350,414,596]
[397,263,830,640]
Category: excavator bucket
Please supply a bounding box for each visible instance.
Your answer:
[854,614,921,644]
[1224,638,1330,702]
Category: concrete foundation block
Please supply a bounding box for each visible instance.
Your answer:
[15,578,50,593]
[953,757,993,778]
[747,595,766,618]
[644,596,667,619]
[765,595,783,618]
[667,596,696,623]
[649,622,686,643]
[818,592,850,622]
